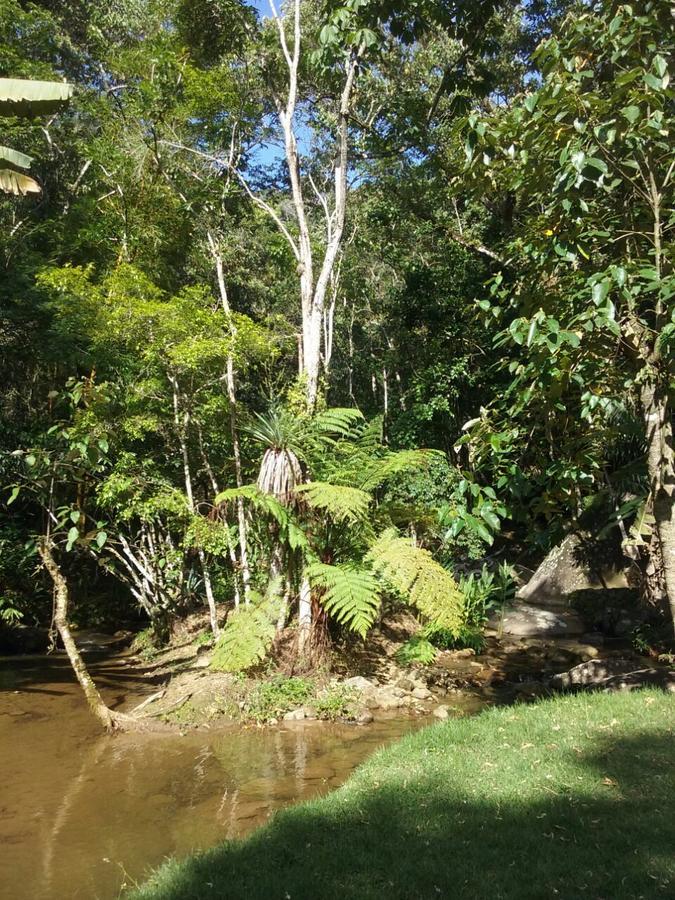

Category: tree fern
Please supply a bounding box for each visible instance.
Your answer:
[295,481,372,523]
[215,484,308,550]
[359,449,439,491]
[306,561,381,638]
[311,407,364,441]
[367,529,464,634]
[210,590,282,673]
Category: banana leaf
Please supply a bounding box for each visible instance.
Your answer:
[0,78,73,117]
[0,168,40,195]
[0,145,33,172]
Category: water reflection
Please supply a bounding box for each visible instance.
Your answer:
[0,654,448,900]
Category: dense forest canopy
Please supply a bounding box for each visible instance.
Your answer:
[1,0,673,689]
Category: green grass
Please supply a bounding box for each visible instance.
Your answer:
[132,690,674,900]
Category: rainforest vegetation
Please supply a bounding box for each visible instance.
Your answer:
[1,0,674,727]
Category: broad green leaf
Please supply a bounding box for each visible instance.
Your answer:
[66,526,79,551]
[0,78,73,117]
[0,145,33,172]
[591,281,610,304]
[621,105,640,123]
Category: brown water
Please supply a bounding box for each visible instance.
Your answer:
[0,653,467,900]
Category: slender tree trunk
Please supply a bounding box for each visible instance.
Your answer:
[209,234,252,604]
[170,375,220,636]
[297,571,312,655]
[38,538,117,731]
[641,380,675,636]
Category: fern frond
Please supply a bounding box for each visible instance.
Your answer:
[307,561,381,638]
[215,484,309,550]
[215,484,289,528]
[360,449,440,491]
[356,415,384,451]
[210,591,281,673]
[367,529,463,635]
[311,407,364,440]
[295,481,372,523]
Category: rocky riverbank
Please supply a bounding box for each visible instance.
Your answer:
[117,616,673,730]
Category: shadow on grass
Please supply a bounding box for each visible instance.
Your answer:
[137,724,674,900]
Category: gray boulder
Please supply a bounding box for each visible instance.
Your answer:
[498,604,585,638]
[518,533,628,606]
[551,658,675,692]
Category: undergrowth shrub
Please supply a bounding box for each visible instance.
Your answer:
[396,633,439,666]
[247,676,314,722]
[314,684,359,720]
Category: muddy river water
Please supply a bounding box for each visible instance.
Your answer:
[0,652,484,900]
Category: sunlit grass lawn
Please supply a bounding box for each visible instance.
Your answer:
[133,689,674,900]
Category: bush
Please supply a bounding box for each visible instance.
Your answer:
[247,676,314,723]
[396,634,438,666]
[314,684,359,720]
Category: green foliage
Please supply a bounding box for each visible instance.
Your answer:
[306,561,381,638]
[210,592,282,674]
[296,482,371,524]
[367,530,464,635]
[313,684,359,721]
[395,633,438,666]
[461,0,675,551]
[130,627,161,660]
[425,622,485,654]
[246,676,314,723]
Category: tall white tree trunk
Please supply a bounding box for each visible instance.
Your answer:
[170,374,220,637]
[208,233,252,605]
[268,0,362,409]
[297,571,312,654]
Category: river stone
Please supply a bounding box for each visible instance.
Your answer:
[517,533,628,606]
[376,691,406,710]
[343,676,377,694]
[411,686,431,700]
[433,705,450,720]
[354,708,374,724]
[552,657,675,693]
[283,707,306,721]
[499,603,585,638]
[302,706,317,720]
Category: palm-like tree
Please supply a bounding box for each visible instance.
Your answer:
[214,407,465,670]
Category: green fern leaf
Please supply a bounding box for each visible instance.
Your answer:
[215,484,309,549]
[307,561,381,638]
[360,449,440,491]
[312,407,364,440]
[367,529,463,635]
[295,481,372,523]
[210,592,281,673]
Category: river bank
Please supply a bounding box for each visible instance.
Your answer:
[2,624,672,899]
[115,609,664,730]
